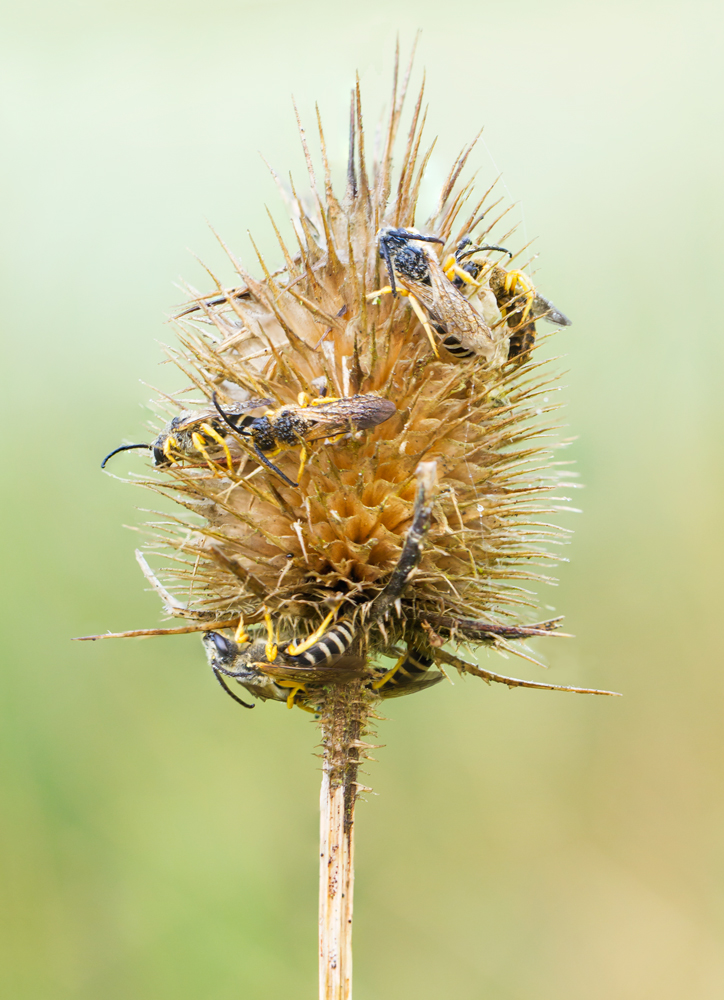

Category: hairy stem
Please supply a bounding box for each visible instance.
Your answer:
[318,679,372,1000]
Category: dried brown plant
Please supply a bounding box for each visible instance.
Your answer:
[84,44,618,1000]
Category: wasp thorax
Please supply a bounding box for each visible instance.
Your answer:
[392,246,430,283]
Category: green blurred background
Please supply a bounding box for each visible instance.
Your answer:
[2,1,723,997]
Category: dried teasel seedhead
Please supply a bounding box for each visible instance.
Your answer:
[107,58,600,710]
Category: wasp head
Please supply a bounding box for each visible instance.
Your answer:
[377,227,444,296]
[202,630,261,679]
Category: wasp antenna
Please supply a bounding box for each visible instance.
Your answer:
[212,392,272,431]
[211,391,237,432]
[252,441,299,488]
[212,668,255,709]
[481,243,513,258]
[457,243,512,261]
[101,444,151,469]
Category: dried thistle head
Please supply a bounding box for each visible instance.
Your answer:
[102,54,610,710]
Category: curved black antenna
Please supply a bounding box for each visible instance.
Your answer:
[211,392,272,432]
[252,441,299,489]
[101,443,151,469]
[212,668,255,709]
[387,227,444,246]
[457,243,513,261]
[407,233,445,245]
[212,393,296,487]
[212,391,243,433]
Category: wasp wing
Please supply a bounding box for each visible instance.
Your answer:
[420,254,505,361]
[257,655,370,684]
[161,407,221,435]
[300,394,396,440]
[375,671,444,698]
[530,293,572,327]
[218,397,273,416]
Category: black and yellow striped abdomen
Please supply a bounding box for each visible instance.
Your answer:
[282,620,355,667]
[371,648,443,698]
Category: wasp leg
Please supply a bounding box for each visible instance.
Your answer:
[294,701,318,714]
[305,394,342,407]
[372,648,436,692]
[252,441,299,488]
[450,263,480,285]
[163,434,181,464]
[504,271,536,324]
[212,668,255,709]
[296,444,309,482]
[199,422,234,473]
[373,461,437,617]
[234,616,249,643]
[263,611,278,662]
[297,391,342,407]
[275,680,309,710]
[442,258,481,287]
[365,284,406,301]
[371,652,407,690]
[286,607,338,656]
[191,429,230,475]
[191,432,216,466]
[406,293,441,359]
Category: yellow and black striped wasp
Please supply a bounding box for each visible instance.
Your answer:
[452,238,572,362]
[102,392,396,488]
[101,405,264,472]
[211,391,396,487]
[202,611,443,711]
[202,610,359,709]
[367,227,509,364]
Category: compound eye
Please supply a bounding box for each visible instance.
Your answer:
[152,447,166,466]
[209,632,230,656]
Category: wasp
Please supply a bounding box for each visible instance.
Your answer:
[212,391,396,487]
[100,403,271,472]
[203,612,442,710]
[102,392,396,488]
[202,608,359,709]
[367,227,508,364]
[453,238,572,362]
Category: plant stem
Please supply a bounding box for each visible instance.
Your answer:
[318,679,371,1000]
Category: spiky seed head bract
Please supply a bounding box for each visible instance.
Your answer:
[126,59,574,703]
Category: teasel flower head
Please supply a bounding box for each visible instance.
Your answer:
[89,48,617,999]
[103,72,595,696]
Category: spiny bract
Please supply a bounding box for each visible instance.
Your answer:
[120,57,580,706]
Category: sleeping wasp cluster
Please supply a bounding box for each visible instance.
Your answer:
[99,69,614,715]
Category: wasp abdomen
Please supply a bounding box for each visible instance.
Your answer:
[285,621,355,667]
[438,334,476,359]
[381,648,434,688]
